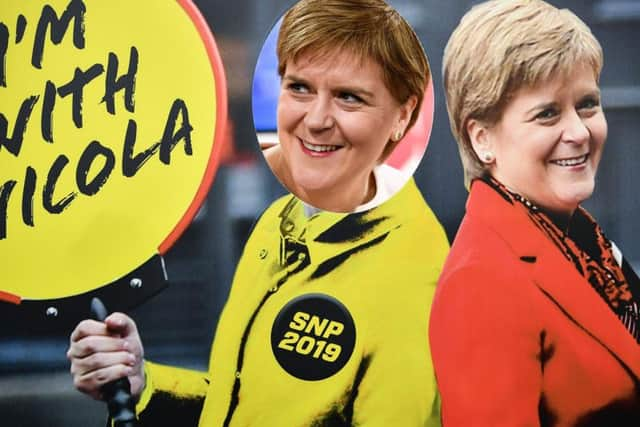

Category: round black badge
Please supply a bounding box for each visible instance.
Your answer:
[271,293,356,381]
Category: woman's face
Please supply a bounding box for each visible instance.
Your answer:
[276,49,414,211]
[477,64,607,214]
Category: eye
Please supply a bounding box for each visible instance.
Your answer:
[576,95,601,118]
[577,96,600,110]
[337,91,364,104]
[287,82,309,94]
[534,107,558,121]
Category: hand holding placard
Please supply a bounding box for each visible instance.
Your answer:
[67,297,145,426]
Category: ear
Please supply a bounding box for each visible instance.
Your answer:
[466,118,494,164]
[378,95,419,163]
[394,95,418,139]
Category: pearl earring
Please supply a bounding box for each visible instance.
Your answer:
[394,131,403,141]
[482,152,494,163]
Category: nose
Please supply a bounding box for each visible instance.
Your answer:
[304,95,334,131]
[561,111,590,144]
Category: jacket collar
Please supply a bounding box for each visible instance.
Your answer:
[278,178,422,266]
[467,179,640,379]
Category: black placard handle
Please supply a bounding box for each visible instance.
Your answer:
[90,297,138,427]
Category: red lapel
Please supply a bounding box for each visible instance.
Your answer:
[467,180,640,379]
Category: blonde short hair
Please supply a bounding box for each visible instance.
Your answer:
[443,0,603,187]
[277,0,430,155]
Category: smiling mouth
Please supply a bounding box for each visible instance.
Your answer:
[300,139,342,153]
[550,154,589,167]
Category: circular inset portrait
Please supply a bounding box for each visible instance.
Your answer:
[252,0,434,213]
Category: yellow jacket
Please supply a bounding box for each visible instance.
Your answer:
[134,178,449,426]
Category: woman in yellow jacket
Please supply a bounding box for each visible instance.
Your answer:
[67,0,449,425]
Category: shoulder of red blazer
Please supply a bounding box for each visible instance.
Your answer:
[440,179,547,280]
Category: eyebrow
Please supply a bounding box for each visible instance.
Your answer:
[581,89,601,100]
[525,89,601,114]
[283,74,375,100]
[525,101,557,115]
[282,74,306,84]
[336,86,375,100]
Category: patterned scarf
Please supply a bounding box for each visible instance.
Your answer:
[484,176,640,343]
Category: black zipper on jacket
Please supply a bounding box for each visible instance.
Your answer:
[222,248,309,426]
[222,290,272,427]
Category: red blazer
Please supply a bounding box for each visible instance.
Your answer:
[429,180,640,426]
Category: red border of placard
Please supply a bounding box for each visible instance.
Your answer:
[158,0,228,254]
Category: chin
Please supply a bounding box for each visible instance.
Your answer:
[291,170,329,194]
[555,182,595,211]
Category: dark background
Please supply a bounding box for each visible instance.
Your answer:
[1,0,638,425]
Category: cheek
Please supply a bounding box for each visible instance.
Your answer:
[591,117,608,150]
[525,129,561,163]
[276,94,303,133]
[342,112,391,149]
[338,114,366,144]
[276,96,289,132]
[343,125,387,158]
[586,116,608,167]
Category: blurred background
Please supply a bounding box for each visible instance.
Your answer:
[1,0,638,425]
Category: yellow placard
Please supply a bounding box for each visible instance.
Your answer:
[0,0,226,300]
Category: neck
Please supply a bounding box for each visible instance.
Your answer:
[486,175,576,232]
[540,207,575,233]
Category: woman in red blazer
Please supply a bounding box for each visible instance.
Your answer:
[429,0,640,425]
